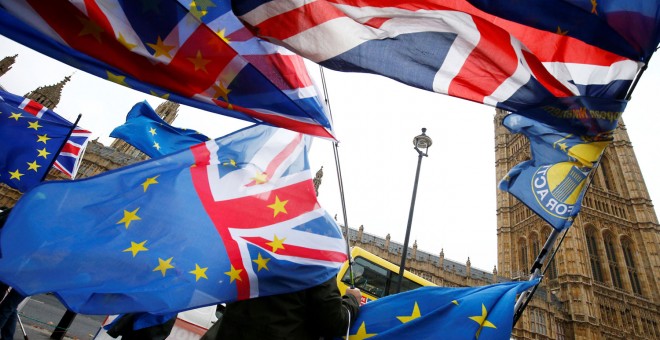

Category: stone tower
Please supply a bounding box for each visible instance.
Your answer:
[109,100,180,159]
[0,54,17,78]
[23,75,70,110]
[494,109,660,339]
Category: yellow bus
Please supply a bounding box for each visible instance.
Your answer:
[337,247,436,305]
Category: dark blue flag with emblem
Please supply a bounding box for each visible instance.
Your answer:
[0,89,74,192]
[110,101,209,158]
[498,109,621,230]
[337,279,539,340]
[0,124,348,314]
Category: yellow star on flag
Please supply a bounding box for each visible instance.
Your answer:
[187,50,211,72]
[27,121,42,130]
[149,127,157,136]
[558,142,568,151]
[216,28,230,44]
[396,302,421,323]
[349,321,376,340]
[189,264,209,281]
[141,175,160,192]
[556,26,568,35]
[149,90,170,99]
[147,36,176,59]
[153,257,175,277]
[266,235,286,253]
[591,0,598,14]
[123,240,148,257]
[222,159,237,167]
[225,265,243,283]
[116,32,137,50]
[117,208,141,229]
[468,303,497,339]
[251,171,268,184]
[36,134,51,144]
[212,82,231,102]
[252,253,270,272]
[26,161,41,172]
[37,148,50,159]
[8,112,21,121]
[153,141,161,150]
[106,71,129,87]
[77,16,104,42]
[452,300,459,305]
[9,169,23,180]
[267,196,288,217]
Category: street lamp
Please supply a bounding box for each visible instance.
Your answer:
[395,128,432,293]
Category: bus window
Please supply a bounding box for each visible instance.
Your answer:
[387,272,423,295]
[337,247,436,304]
[341,257,388,298]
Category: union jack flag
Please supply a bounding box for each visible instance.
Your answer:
[190,125,347,300]
[233,0,642,114]
[0,0,334,138]
[18,98,91,178]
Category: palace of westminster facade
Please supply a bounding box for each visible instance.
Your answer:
[0,55,658,339]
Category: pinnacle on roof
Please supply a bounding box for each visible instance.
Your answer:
[24,75,72,110]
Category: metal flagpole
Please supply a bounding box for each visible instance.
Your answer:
[40,114,82,182]
[319,66,355,287]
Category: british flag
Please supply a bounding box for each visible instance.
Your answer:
[0,0,334,138]
[232,0,644,114]
[18,98,91,178]
[190,125,348,300]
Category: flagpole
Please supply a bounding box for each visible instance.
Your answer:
[319,66,355,286]
[40,114,82,182]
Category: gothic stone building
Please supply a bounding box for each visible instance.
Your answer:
[1,55,659,339]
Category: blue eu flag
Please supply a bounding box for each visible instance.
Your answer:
[0,90,73,192]
[0,124,348,315]
[110,101,209,158]
[340,279,539,339]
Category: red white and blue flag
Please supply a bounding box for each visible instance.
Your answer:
[232,0,645,114]
[0,124,347,314]
[15,95,91,179]
[0,0,334,138]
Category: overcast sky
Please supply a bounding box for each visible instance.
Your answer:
[1,35,659,272]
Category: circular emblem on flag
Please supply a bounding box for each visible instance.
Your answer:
[531,162,588,219]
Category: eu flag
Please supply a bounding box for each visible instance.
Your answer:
[338,279,539,340]
[498,111,618,230]
[0,89,73,192]
[110,101,209,158]
[0,124,348,314]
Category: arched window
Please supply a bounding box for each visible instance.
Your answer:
[585,227,603,282]
[530,233,540,260]
[519,238,528,275]
[599,157,613,191]
[622,239,643,295]
[604,233,623,289]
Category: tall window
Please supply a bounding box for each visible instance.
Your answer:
[622,239,643,295]
[530,233,540,260]
[556,321,566,340]
[599,157,615,192]
[519,238,528,275]
[604,233,623,289]
[586,227,603,282]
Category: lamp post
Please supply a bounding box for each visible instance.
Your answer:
[395,128,432,293]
